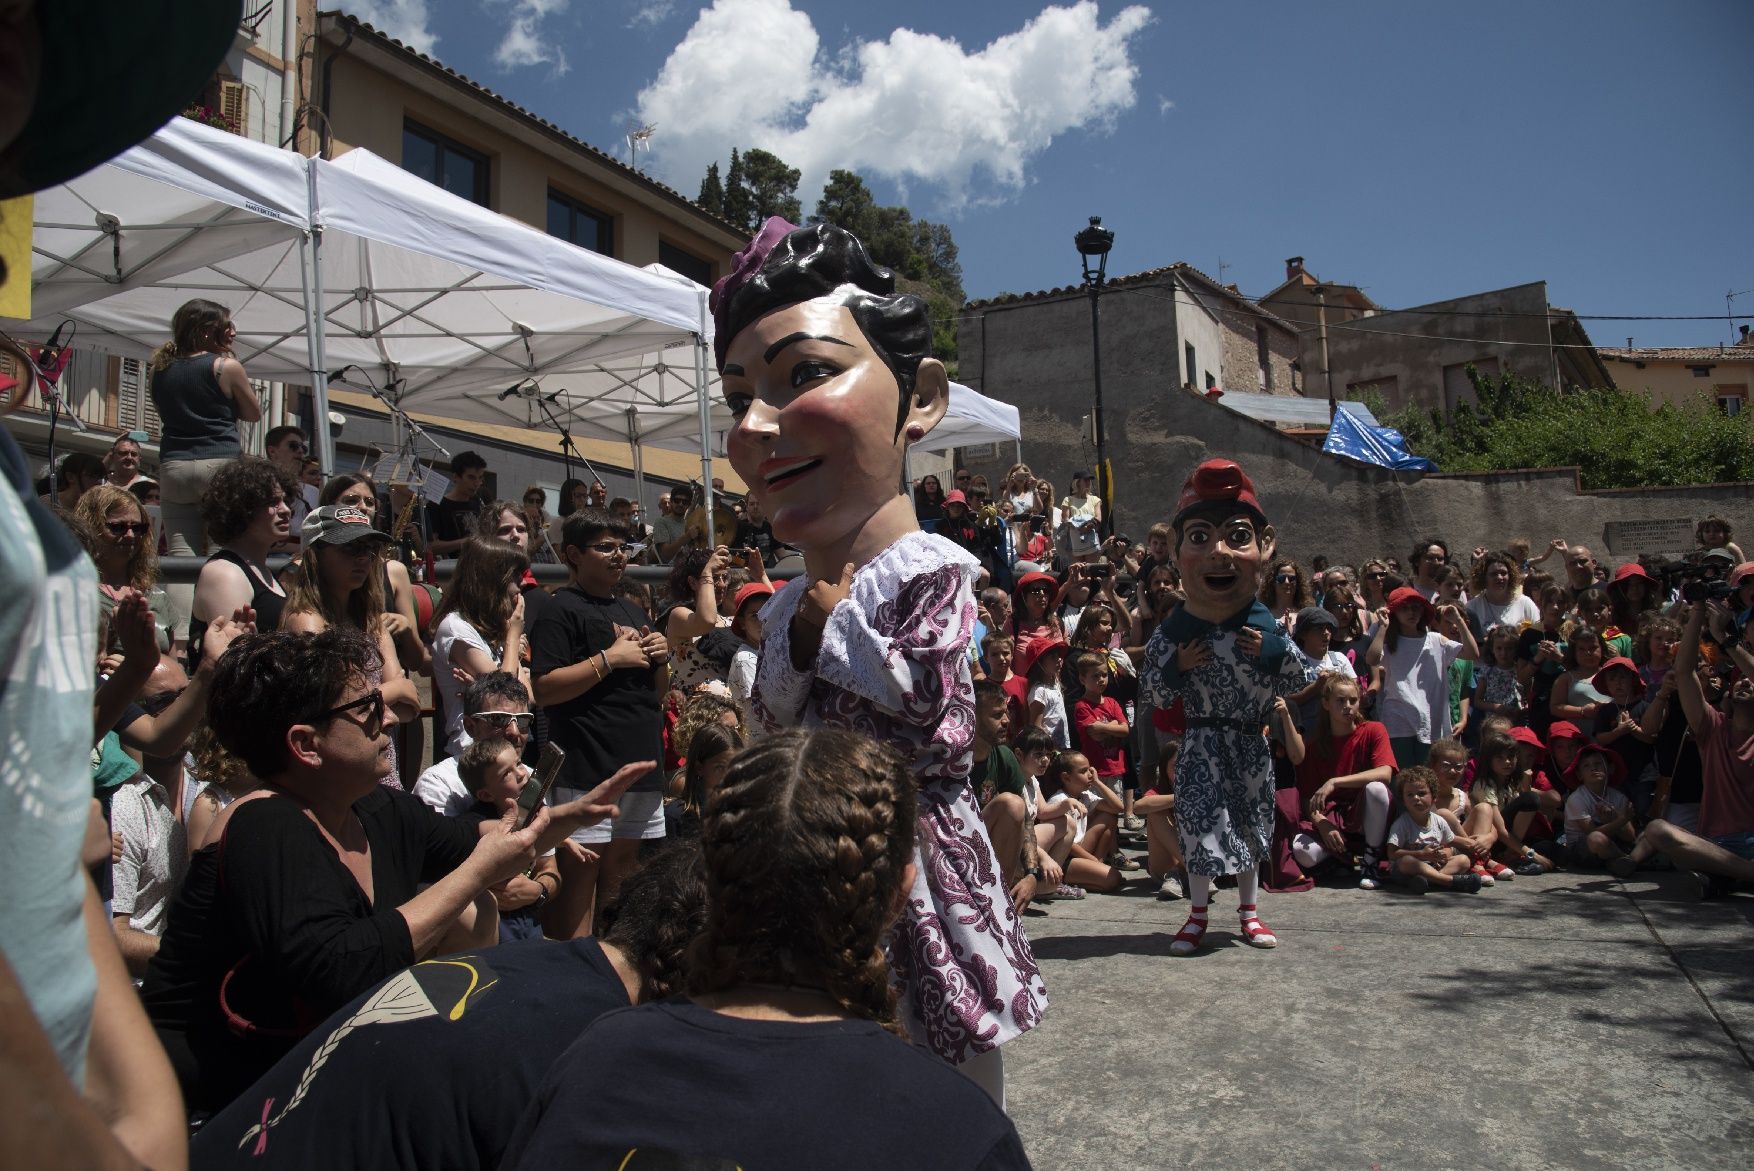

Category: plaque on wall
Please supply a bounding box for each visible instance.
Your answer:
[1602,517,1696,559]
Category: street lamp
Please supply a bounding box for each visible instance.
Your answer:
[1074,215,1114,537]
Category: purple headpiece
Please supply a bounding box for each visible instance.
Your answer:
[710,216,799,371]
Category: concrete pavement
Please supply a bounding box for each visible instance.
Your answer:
[1004,861,1754,1170]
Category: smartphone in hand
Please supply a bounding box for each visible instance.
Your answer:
[515,743,566,830]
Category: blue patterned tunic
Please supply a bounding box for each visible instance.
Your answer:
[1141,602,1312,876]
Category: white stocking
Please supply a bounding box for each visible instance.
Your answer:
[1236,867,1260,907]
[1361,780,1392,849]
[1292,832,1327,870]
[1188,872,1213,909]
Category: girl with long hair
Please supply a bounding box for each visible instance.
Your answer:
[662,546,734,693]
[1259,555,1312,634]
[499,728,1027,1167]
[149,299,264,557]
[430,536,529,756]
[1291,674,1396,888]
[912,473,945,527]
[664,720,744,843]
[1366,587,1478,767]
[1550,625,1610,725]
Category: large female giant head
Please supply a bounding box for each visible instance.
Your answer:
[713,218,947,553]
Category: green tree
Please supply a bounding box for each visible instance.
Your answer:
[1374,367,1754,489]
[696,162,724,217]
[739,148,802,228]
[813,169,877,239]
[721,149,751,233]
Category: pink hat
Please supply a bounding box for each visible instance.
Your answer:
[1546,720,1584,744]
[942,489,969,507]
[1732,562,1754,586]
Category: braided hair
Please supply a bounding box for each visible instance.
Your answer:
[686,728,917,1034]
[599,840,709,1003]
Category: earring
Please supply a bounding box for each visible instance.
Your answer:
[905,423,926,442]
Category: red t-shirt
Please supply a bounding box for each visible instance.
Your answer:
[1294,721,1396,807]
[1074,694,1128,778]
[1696,705,1754,838]
[1000,675,1030,741]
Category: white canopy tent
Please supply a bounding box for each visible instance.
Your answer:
[14,117,717,496]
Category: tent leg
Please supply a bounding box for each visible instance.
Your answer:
[626,405,646,524]
[695,294,714,535]
[303,160,336,473]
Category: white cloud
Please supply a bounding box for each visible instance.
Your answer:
[636,0,1154,208]
[1158,95,1175,116]
[341,1,437,54]
[492,0,571,74]
[628,1,676,28]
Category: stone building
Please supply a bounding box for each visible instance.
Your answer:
[957,262,1301,534]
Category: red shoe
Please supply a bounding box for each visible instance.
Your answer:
[1237,911,1278,949]
[1169,914,1208,957]
[1486,860,1515,881]
[1470,862,1497,887]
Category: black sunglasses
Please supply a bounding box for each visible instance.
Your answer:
[315,689,384,739]
[106,520,150,536]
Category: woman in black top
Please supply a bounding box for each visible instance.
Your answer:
[187,458,296,668]
[913,473,946,527]
[149,299,263,557]
[141,629,650,1112]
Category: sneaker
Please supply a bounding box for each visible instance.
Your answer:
[1048,883,1086,900]
[1359,871,1382,891]
[1607,855,1638,879]
[1486,860,1515,881]
[1513,858,1545,877]
[1449,873,1483,894]
[1157,874,1185,901]
[1111,853,1143,872]
[1470,862,1496,887]
[1396,873,1429,895]
[1123,814,1144,831]
[1685,870,1724,901]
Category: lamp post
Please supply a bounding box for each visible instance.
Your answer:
[1075,215,1114,536]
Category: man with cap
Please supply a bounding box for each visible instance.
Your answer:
[1141,459,1314,955]
[1,3,249,1167]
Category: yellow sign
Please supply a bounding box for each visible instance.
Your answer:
[0,195,30,320]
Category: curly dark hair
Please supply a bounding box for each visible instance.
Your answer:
[686,728,917,1034]
[200,456,297,545]
[599,840,709,1003]
[208,628,381,778]
[712,222,930,435]
[667,546,715,605]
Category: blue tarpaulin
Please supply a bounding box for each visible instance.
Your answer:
[1322,402,1438,471]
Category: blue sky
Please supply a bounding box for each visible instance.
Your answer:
[347,0,1752,348]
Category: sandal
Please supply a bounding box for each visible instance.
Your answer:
[1049,883,1086,900]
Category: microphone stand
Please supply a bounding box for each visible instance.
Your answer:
[331,368,451,459]
[532,392,608,490]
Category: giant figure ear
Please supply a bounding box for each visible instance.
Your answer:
[898,358,949,446]
[1258,522,1277,562]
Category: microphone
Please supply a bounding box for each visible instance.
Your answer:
[326,365,356,384]
[543,390,562,403]
[498,379,533,401]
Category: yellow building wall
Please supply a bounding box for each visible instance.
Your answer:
[1603,357,1751,410]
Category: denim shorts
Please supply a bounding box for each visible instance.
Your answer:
[1709,831,1754,861]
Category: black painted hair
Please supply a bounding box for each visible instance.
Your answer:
[715,222,931,433]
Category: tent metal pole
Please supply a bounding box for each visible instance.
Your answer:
[695,290,714,529]
[303,159,336,472]
[626,405,646,516]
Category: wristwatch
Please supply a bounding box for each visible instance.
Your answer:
[1024,866,1044,881]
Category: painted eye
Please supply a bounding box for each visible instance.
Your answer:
[725,392,752,418]
[790,360,838,388]
[1224,525,1256,549]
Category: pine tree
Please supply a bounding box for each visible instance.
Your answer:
[722,148,752,232]
[697,162,724,216]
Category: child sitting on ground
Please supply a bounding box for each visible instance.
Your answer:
[1428,738,1512,882]
[1562,743,1635,868]
[460,736,561,941]
[1386,767,1485,893]
[1136,739,1187,901]
[1036,751,1123,894]
[1014,727,1071,898]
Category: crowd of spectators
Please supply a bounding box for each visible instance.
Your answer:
[6,292,1753,1168]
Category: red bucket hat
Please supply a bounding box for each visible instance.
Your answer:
[941,489,969,507]
[1608,563,1657,592]
[1171,459,1265,527]
[730,581,774,642]
[1590,656,1645,701]
[1014,635,1070,680]
[1546,720,1584,744]
[1013,571,1058,599]
[1508,725,1546,752]
[1565,743,1626,788]
[1387,586,1438,626]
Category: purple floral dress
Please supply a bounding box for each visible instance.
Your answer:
[752,531,1047,1062]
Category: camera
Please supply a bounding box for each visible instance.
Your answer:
[1682,577,1736,604]
[1086,562,1111,579]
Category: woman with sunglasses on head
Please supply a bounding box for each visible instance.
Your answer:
[74,484,181,663]
[139,629,650,1114]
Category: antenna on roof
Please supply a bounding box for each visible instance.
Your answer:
[625,122,656,172]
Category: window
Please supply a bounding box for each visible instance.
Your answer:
[1255,323,1272,391]
[1204,370,1217,390]
[1691,366,1713,378]
[659,241,713,287]
[547,190,613,255]
[402,120,489,206]
[1717,385,1747,415]
[1184,343,1197,390]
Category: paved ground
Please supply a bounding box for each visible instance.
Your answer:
[1004,845,1754,1171]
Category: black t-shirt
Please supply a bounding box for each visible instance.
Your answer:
[1652,699,1705,805]
[1516,627,1566,736]
[189,938,630,1171]
[141,788,480,1110]
[529,586,665,794]
[1592,699,1657,785]
[734,517,793,567]
[500,1000,1033,1171]
[430,495,484,545]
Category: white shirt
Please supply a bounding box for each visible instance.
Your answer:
[431,613,493,756]
[1563,784,1630,845]
[1388,809,1455,852]
[1380,631,1463,742]
[110,777,187,937]
[412,757,474,817]
[1030,681,1070,748]
[728,645,759,708]
[1466,592,1540,634]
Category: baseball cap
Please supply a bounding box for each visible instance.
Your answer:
[302,505,391,548]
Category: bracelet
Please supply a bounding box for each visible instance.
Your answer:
[597,650,610,677]
[534,872,560,896]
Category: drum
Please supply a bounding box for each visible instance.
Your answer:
[682,501,739,550]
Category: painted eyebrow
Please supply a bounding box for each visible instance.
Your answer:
[763,332,855,365]
[722,363,744,377]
